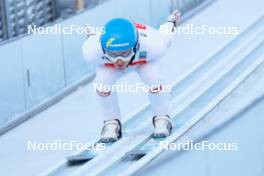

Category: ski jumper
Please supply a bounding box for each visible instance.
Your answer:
[82,21,174,122]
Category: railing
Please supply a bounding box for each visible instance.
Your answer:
[169,0,208,13]
[0,1,7,42]
[0,0,56,43]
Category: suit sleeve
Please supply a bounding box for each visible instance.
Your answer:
[82,34,103,65]
[159,22,175,48]
[139,25,168,62]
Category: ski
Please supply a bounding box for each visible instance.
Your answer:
[123,124,182,161]
[66,139,114,166]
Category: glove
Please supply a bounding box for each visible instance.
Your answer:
[167,10,182,27]
[84,25,96,38]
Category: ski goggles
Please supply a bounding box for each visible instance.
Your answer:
[104,49,135,63]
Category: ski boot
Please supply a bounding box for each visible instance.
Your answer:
[152,115,172,138]
[100,119,122,143]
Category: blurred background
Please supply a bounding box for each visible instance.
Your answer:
[0,0,206,42]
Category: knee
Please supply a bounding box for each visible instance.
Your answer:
[96,89,111,97]
[149,84,163,94]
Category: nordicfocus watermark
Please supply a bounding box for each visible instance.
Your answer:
[27,140,106,151]
[160,23,239,36]
[27,23,239,36]
[94,82,172,93]
[27,24,105,35]
[160,140,239,151]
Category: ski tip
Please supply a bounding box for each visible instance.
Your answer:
[122,150,147,161]
[66,154,96,166]
[66,158,91,166]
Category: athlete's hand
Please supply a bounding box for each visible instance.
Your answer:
[84,25,96,38]
[167,10,182,26]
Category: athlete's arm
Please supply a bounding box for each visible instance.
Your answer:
[159,10,182,33]
[138,25,167,62]
[82,34,103,65]
[159,10,182,47]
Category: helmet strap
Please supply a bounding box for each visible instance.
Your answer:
[128,42,140,65]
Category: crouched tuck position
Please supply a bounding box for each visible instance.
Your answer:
[82,11,181,143]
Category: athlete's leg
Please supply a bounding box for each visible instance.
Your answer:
[137,61,172,138]
[94,65,121,121]
[94,66,123,142]
[137,61,170,117]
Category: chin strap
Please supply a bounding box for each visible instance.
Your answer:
[127,53,136,66]
[125,32,140,66]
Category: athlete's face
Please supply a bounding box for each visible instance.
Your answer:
[106,50,132,58]
[114,58,129,69]
[105,49,134,69]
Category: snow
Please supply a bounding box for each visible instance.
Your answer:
[137,63,264,176]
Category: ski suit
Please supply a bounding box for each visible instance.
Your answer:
[82,21,174,122]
